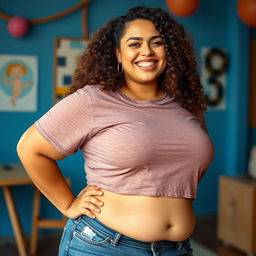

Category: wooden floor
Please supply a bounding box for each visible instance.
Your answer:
[0,214,248,256]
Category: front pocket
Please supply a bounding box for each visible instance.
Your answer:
[73,219,111,246]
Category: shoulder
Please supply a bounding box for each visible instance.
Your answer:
[79,84,104,94]
[77,84,110,99]
[77,85,119,105]
[63,85,104,105]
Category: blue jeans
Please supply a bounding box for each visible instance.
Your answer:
[58,215,193,256]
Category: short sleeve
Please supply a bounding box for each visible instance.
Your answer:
[35,88,92,155]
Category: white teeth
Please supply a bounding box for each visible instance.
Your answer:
[137,62,155,67]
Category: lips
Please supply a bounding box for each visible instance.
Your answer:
[135,60,157,70]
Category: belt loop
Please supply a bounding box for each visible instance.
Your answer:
[177,241,183,251]
[110,232,122,246]
[76,216,82,225]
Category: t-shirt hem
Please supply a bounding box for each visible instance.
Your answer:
[87,182,196,199]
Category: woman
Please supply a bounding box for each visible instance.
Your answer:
[17,6,214,256]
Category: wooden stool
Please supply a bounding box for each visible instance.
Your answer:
[30,178,70,255]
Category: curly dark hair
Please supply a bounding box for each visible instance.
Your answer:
[70,6,206,116]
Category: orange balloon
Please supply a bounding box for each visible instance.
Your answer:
[166,0,200,17]
[237,0,256,27]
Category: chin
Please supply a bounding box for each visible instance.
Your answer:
[139,78,160,85]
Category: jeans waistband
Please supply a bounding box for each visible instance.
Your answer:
[78,215,190,250]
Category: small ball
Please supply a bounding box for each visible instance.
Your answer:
[237,0,256,27]
[166,0,200,17]
[8,17,30,37]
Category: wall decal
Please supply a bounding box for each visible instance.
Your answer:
[201,47,229,110]
[0,54,38,112]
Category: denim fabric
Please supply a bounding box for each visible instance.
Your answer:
[58,215,193,256]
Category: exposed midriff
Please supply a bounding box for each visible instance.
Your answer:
[95,189,196,242]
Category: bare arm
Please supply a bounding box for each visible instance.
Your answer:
[2,76,12,86]
[17,124,104,219]
[23,80,32,88]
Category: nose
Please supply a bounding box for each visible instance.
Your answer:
[140,43,153,56]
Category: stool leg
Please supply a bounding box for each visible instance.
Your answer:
[30,188,41,255]
[3,186,27,256]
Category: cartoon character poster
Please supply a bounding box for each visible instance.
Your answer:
[0,54,38,112]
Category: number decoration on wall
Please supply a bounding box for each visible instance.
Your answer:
[201,47,229,110]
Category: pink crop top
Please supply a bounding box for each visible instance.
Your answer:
[35,84,214,199]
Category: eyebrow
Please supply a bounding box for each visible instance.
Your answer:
[125,35,162,43]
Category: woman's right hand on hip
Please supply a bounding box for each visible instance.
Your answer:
[65,186,104,219]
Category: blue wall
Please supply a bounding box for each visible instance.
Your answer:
[0,0,250,236]
[249,29,256,152]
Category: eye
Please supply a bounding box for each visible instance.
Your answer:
[128,42,141,48]
[151,41,164,47]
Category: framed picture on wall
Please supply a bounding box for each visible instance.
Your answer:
[54,37,88,103]
[0,54,38,112]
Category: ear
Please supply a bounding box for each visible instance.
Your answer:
[114,47,121,63]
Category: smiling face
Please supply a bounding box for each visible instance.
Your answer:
[115,19,167,89]
[10,66,25,78]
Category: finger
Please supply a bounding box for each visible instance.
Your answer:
[86,189,104,196]
[85,196,104,207]
[78,186,101,196]
[82,208,96,219]
[84,201,102,214]
[86,185,101,190]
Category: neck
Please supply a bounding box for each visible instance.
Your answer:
[120,83,165,101]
